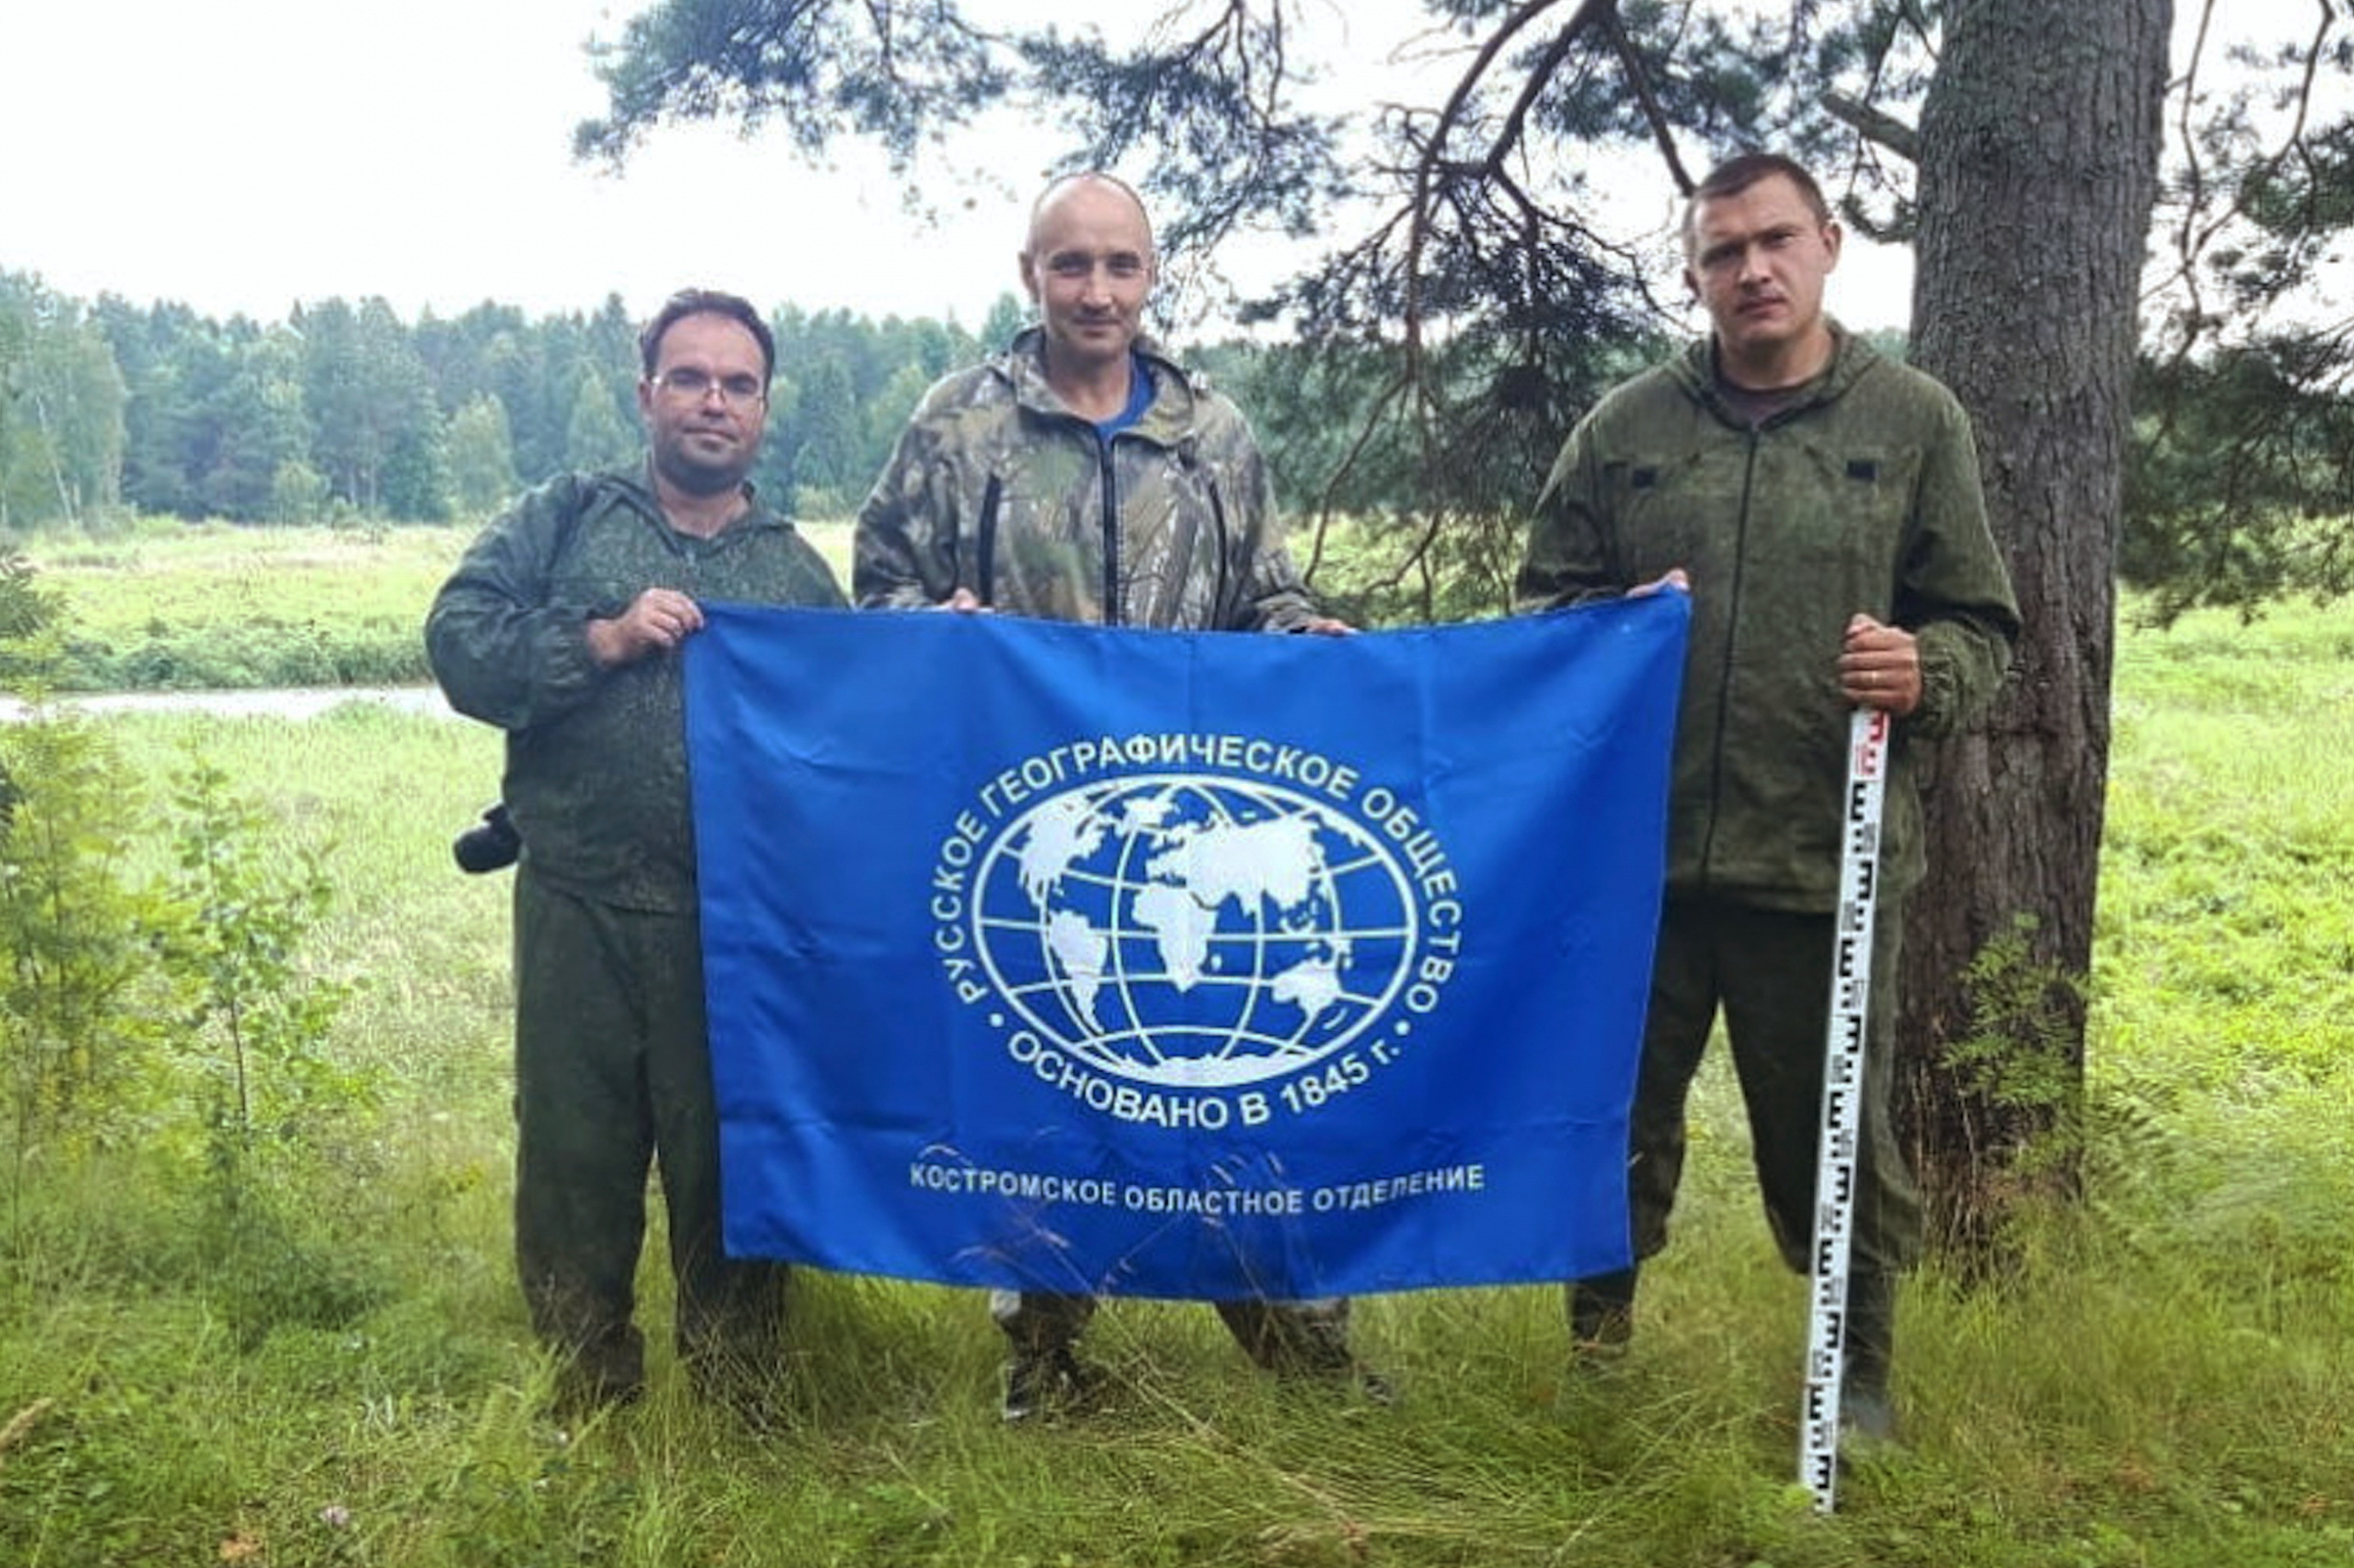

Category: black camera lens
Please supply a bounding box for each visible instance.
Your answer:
[453,802,522,873]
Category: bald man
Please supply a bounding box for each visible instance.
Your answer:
[854,172,1369,1420]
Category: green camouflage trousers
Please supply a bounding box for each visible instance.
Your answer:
[1624,894,1923,1278]
[512,867,784,1400]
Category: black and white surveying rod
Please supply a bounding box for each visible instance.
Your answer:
[1798,706,1892,1513]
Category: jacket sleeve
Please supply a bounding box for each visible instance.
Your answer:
[1221,416,1319,632]
[422,477,613,732]
[1898,394,2022,739]
[852,415,958,611]
[1515,416,1627,611]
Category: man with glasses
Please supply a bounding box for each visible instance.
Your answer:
[428,288,845,1415]
[855,172,1370,1422]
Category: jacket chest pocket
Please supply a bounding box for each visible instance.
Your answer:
[1602,449,1741,581]
[1770,442,1920,582]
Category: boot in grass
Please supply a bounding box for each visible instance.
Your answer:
[1838,1268,1901,1456]
[1002,1344,1102,1424]
[1222,1300,1394,1403]
[552,1330,646,1420]
[1567,1265,1639,1373]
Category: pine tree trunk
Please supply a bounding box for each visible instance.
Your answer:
[1899,0,2172,1259]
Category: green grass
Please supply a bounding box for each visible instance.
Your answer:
[25,523,466,690]
[19,517,857,692]
[0,591,2349,1563]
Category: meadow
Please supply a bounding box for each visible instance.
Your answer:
[0,530,2347,1566]
[24,521,857,693]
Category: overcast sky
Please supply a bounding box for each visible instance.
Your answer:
[1,2,2320,337]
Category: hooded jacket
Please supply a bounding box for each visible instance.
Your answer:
[1516,326,2021,909]
[853,328,1316,630]
[425,467,845,912]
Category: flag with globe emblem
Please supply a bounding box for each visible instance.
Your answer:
[685,593,1689,1300]
[983,774,1407,1092]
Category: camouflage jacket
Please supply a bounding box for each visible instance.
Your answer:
[1515,325,2021,910]
[425,467,846,913]
[853,328,1317,630]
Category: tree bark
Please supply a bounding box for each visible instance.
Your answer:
[1901,0,2172,1257]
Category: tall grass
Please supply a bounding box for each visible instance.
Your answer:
[0,604,2348,1564]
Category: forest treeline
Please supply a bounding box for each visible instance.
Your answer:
[1,261,2343,626]
[0,270,1071,530]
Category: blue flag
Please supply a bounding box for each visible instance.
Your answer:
[685,595,1687,1300]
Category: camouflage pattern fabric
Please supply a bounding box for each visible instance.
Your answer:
[512,871,785,1404]
[1628,896,1924,1277]
[1522,325,2007,1320]
[857,332,1355,1381]
[427,467,845,913]
[854,328,1317,631]
[427,468,844,1406]
[1515,324,2020,910]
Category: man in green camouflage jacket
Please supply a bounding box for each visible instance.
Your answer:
[855,172,1364,1421]
[1515,154,2020,1449]
[427,289,845,1414]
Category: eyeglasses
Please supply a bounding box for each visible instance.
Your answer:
[655,368,767,405]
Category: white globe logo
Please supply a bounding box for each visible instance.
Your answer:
[970,773,1418,1088]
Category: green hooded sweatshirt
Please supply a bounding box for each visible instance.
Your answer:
[1516,326,2021,909]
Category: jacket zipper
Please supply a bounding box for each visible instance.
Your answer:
[1098,433,1122,626]
[1699,423,1761,890]
[976,473,1002,607]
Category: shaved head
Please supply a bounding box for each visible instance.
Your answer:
[1018,171,1158,389]
[1026,172,1155,262]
